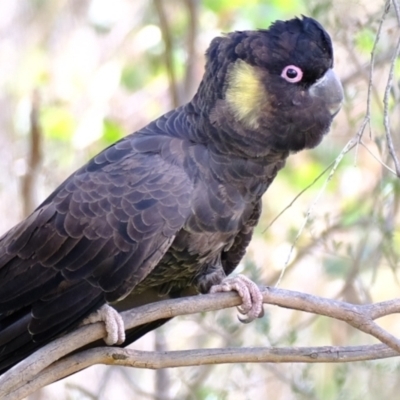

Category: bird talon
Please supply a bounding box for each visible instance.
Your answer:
[210,274,264,322]
[82,304,126,345]
[238,315,256,324]
[237,306,247,315]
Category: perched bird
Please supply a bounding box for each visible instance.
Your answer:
[0,16,343,374]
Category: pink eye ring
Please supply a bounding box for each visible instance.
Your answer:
[281,65,303,83]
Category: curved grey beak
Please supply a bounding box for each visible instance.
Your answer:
[309,69,343,117]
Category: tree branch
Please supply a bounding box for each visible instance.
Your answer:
[383,33,400,177]
[6,343,399,400]
[2,286,400,399]
[154,0,180,107]
[21,90,42,217]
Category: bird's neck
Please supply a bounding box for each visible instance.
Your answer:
[161,105,289,197]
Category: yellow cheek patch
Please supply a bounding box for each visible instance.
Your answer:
[225,60,267,129]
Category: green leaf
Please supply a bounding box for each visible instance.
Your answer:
[40,106,75,141]
[355,28,375,54]
[324,258,349,278]
[102,118,125,144]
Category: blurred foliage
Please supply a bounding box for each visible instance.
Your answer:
[1,0,400,399]
[355,28,377,54]
[40,105,76,141]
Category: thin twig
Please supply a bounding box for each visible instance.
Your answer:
[360,140,397,175]
[392,0,400,25]
[383,34,400,177]
[355,0,390,153]
[275,139,357,287]
[340,51,393,86]
[262,161,335,234]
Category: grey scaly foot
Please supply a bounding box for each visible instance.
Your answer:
[82,304,126,345]
[210,274,264,323]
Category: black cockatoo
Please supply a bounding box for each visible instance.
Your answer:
[0,16,343,374]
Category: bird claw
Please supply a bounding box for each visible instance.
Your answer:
[82,304,126,345]
[210,274,264,323]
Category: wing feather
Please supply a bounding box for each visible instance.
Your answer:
[0,133,193,355]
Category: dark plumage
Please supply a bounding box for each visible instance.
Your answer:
[0,16,342,374]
